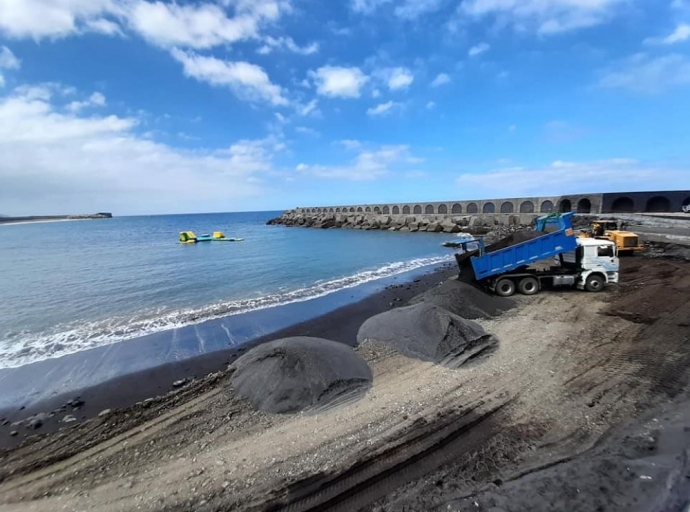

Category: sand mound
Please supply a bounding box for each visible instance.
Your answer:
[408,278,514,319]
[357,303,497,368]
[486,230,544,252]
[229,337,372,414]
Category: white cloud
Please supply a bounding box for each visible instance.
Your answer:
[456,158,686,197]
[599,53,690,94]
[0,46,20,70]
[0,84,279,214]
[309,66,369,98]
[171,48,288,106]
[66,91,107,112]
[380,67,414,90]
[297,144,420,180]
[431,73,451,87]
[297,99,318,116]
[460,0,625,35]
[295,126,318,135]
[645,24,690,45]
[350,0,392,14]
[0,0,119,40]
[257,36,318,55]
[426,101,436,109]
[468,42,490,57]
[85,17,123,36]
[394,0,444,19]
[372,88,381,98]
[366,101,401,116]
[338,139,362,150]
[128,1,284,49]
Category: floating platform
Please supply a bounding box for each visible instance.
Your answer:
[179,231,244,244]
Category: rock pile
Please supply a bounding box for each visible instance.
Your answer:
[229,337,373,414]
[268,211,538,234]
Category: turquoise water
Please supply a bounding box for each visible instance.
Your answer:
[0,212,452,369]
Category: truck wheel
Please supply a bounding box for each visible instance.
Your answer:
[518,277,539,295]
[585,274,605,292]
[495,279,516,297]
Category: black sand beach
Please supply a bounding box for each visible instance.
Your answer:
[0,263,457,447]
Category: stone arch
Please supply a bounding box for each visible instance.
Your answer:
[402,205,410,214]
[540,200,554,213]
[365,206,371,213]
[413,205,422,214]
[383,206,390,214]
[467,203,478,214]
[336,208,341,213]
[452,203,462,214]
[483,202,495,214]
[357,207,363,213]
[611,197,634,213]
[559,199,572,213]
[438,204,448,214]
[646,196,670,213]
[500,201,514,213]
[577,198,591,214]
[349,207,355,213]
[374,206,381,214]
[683,197,690,209]
[329,208,334,213]
[425,204,434,214]
[393,206,400,214]
[520,201,534,213]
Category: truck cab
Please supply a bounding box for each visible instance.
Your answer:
[568,238,619,290]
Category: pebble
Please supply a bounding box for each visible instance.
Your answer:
[172,379,188,388]
[62,415,77,423]
[98,409,112,418]
[10,430,18,437]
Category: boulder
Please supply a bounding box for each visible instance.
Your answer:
[357,303,497,368]
[230,337,372,414]
[426,223,444,233]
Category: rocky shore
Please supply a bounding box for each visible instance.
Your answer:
[268,210,540,233]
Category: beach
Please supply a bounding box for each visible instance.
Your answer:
[2,251,690,511]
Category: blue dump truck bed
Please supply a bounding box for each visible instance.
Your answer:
[469,213,578,281]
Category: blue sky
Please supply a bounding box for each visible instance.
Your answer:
[0,0,688,215]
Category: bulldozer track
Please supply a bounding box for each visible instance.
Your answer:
[262,401,512,512]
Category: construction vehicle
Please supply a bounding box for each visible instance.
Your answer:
[453,212,619,297]
[578,219,643,254]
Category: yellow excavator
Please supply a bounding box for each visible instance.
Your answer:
[578,219,644,254]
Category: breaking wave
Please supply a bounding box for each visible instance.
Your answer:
[0,256,452,369]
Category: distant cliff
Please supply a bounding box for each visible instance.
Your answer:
[0,213,113,225]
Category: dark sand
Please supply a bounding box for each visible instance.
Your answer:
[409,278,515,319]
[0,263,457,447]
[230,337,372,414]
[357,302,497,368]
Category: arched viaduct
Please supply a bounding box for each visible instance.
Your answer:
[295,191,690,217]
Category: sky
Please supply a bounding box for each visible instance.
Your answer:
[0,0,689,215]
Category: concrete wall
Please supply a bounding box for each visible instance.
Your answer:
[295,190,690,216]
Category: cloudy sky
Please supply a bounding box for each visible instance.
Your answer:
[0,0,688,215]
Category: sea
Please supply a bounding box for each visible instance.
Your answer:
[0,211,453,372]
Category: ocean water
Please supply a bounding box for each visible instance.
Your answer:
[0,212,452,370]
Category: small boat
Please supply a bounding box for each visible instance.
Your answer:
[179,231,244,244]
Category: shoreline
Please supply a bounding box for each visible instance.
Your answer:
[0,262,457,448]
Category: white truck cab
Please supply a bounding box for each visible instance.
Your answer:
[572,238,619,290]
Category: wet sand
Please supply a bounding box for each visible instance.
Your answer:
[0,263,457,447]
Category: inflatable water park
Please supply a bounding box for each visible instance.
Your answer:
[179,231,244,244]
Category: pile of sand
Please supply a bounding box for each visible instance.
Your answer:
[357,303,497,368]
[408,279,514,319]
[485,230,544,252]
[229,337,372,414]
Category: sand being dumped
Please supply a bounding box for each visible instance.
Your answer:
[230,337,373,414]
[357,303,497,368]
[408,278,514,319]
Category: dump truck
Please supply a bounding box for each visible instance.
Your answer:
[454,212,619,297]
[578,219,643,254]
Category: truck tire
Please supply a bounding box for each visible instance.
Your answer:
[585,274,605,292]
[518,277,539,295]
[495,279,516,297]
